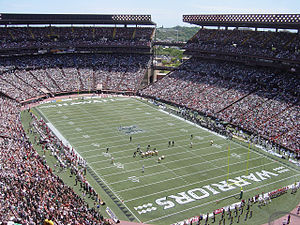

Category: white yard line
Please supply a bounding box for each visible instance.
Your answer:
[232,136,300,174]
[48,107,201,141]
[52,116,180,136]
[184,140,221,171]
[49,113,172,130]
[158,109,226,140]
[42,100,141,116]
[145,174,300,224]
[88,138,227,165]
[85,139,225,162]
[110,155,262,186]
[38,98,299,224]
[40,99,163,125]
[76,104,143,222]
[124,161,276,201]
[49,111,198,145]
[38,105,142,223]
[94,146,239,170]
[136,99,226,140]
[161,163,190,184]
[56,117,198,139]
[69,125,205,145]
[46,109,168,125]
[88,165,142,223]
[102,145,239,178]
[78,132,216,151]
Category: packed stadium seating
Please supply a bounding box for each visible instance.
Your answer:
[0,14,299,224]
[0,54,151,101]
[0,95,22,138]
[0,27,154,50]
[0,24,154,224]
[140,58,299,152]
[0,95,108,224]
[185,28,300,61]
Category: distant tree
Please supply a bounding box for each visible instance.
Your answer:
[156,26,200,42]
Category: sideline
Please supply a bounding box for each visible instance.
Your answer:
[36,105,142,223]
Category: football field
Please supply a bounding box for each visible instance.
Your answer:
[36,96,300,224]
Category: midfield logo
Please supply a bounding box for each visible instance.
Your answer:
[118,125,144,135]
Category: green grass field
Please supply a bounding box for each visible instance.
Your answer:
[34,96,300,225]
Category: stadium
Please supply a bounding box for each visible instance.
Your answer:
[0,11,299,225]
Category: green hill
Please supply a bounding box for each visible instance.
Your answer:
[155,26,200,42]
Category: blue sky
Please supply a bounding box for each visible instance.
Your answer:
[1,0,300,27]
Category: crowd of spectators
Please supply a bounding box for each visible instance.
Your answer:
[0,49,151,223]
[0,96,23,138]
[0,26,154,50]
[0,53,151,101]
[31,112,106,207]
[140,58,299,152]
[0,24,298,224]
[0,95,109,224]
[78,68,94,91]
[185,28,300,61]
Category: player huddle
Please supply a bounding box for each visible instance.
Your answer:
[133,144,160,159]
[131,135,214,162]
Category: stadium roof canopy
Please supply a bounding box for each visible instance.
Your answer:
[0,13,156,25]
[183,14,300,29]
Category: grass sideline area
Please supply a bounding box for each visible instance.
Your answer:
[22,96,300,224]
